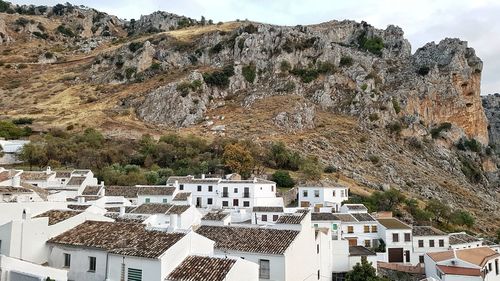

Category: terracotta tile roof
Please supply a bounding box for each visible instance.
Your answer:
[165,205,190,215]
[311,213,339,221]
[167,256,236,281]
[105,185,140,198]
[55,171,72,178]
[0,187,33,193]
[343,204,367,211]
[0,171,11,182]
[48,221,186,258]
[202,211,229,221]
[105,213,147,223]
[167,176,221,184]
[20,171,54,181]
[412,226,447,236]
[34,210,81,225]
[456,247,500,267]
[427,251,455,262]
[137,186,175,196]
[252,206,283,213]
[173,192,191,201]
[130,203,173,214]
[196,225,299,255]
[276,209,309,224]
[331,213,357,223]
[352,213,376,222]
[449,233,481,245]
[436,265,480,277]
[67,176,86,186]
[82,185,100,196]
[377,218,412,229]
[349,246,376,256]
[67,204,90,211]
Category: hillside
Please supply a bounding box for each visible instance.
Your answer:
[0,3,498,233]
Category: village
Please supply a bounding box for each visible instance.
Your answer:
[0,165,498,281]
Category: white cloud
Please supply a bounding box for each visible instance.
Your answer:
[11,0,500,94]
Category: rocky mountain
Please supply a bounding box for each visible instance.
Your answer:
[0,3,498,232]
[483,94,500,151]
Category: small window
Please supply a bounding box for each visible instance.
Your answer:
[208,185,213,192]
[0,239,2,254]
[145,198,150,203]
[429,240,435,248]
[234,188,238,193]
[371,225,377,233]
[489,263,492,272]
[243,201,250,207]
[207,198,213,205]
[314,190,320,198]
[128,268,142,281]
[404,233,411,242]
[495,258,498,275]
[317,244,319,254]
[314,223,319,228]
[88,256,96,272]
[64,253,71,268]
[439,239,444,247]
[222,201,228,207]
[271,186,274,192]
[419,255,424,264]
[332,190,336,197]
[364,225,370,233]
[162,198,168,203]
[347,226,354,233]
[341,190,345,197]
[418,240,424,248]
[273,215,278,221]
[197,185,202,192]
[364,240,371,247]
[262,215,267,222]
[317,270,320,280]
[179,184,184,190]
[392,233,399,242]
[259,259,270,279]
[303,190,308,197]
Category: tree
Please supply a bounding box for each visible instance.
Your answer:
[425,199,451,223]
[17,142,46,170]
[222,143,254,178]
[372,189,406,212]
[346,258,382,281]
[271,170,295,188]
[299,156,323,181]
[451,211,475,228]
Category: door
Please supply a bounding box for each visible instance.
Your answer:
[233,199,239,207]
[348,238,357,246]
[196,197,202,207]
[388,248,404,263]
[300,201,310,207]
[405,250,410,263]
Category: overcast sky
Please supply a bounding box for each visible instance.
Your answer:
[12,0,500,95]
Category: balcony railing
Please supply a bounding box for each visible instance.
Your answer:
[222,192,229,198]
[243,192,250,198]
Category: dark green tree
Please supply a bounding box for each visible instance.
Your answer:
[346,258,382,281]
[271,170,295,188]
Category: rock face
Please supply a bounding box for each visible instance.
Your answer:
[483,93,500,149]
[0,18,12,44]
[274,103,316,132]
[131,11,199,34]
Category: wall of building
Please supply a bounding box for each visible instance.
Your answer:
[0,254,67,281]
[225,258,260,281]
[284,218,320,281]
[108,255,161,281]
[316,230,333,281]
[48,246,108,281]
[0,202,68,225]
[0,217,49,264]
[137,195,172,204]
[411,235,449,265]
[331,240,350,273]
[341,222,379,247]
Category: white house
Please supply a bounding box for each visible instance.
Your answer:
[196,214,320,281]
[412,226,449,265]
[168,174,279,209]
[298,186,348,212]
[0,140,29,165]
[166,255,259,281]
[377,218,413,263]
[201,210,232,226]
[47,220,217,281]
[136,185,176,204]
[0,254,68,281]
[425,247,500,281]
[252,206,284,224]
[311,213,342,240]
[340,213,379,248]
[449,232,483,249]
[339,204,368,214]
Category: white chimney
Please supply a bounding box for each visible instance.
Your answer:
[119,206,125,216]
[78,196,85,203]
[11,173,21,187]
[46,166,52,175]
[22,208,31,221]
[201,174,205,179]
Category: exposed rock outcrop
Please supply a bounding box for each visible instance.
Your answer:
[483,93,500,149]
[0,18,12,44]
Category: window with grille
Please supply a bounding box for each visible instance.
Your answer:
[259,259,270,279]
[63,253,71,268]
[347,226,354,233]
[88,256,96,272]
[128,268,142,281]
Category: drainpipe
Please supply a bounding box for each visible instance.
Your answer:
[104,252,110,281]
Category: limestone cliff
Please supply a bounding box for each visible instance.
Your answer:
[483,94,500,150]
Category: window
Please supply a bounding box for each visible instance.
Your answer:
[128,268,142,281]
[88,256,96,272]
[207,198,213,205]
[179,184,184,190]
[429,240,435,248]
[314,224,319,228]
[341,190,345,197]
[271,186,274,192]
[332,224,338,231]
[233,199,239,206]
[314,190,320,198]
[273,215,278,221]
[419,255,424,263]
[145,198,150,203]
[222,201,228,207]
[162,198,168,203]
[303,190,308,197]
[495,258,498,275]
[208,185,213,192]
[347,226,354,233]
[439,239,444,247]
[259,259,270,279]
[404,233,411,242]
[234,188,238,193]
[371,225,377,233]
[197,185,202,192]
[392,233,399,242]
[262,215,267,222]
[317,270,320,280]
[317,244,320,254]
[243,201,250,207]
[64,253,71,268]
[364,240,371,247]
[487,262,492,272]
[364,225,370,233]
[418,240,424,248]
[332,190,336,197]
[0,240,2,254]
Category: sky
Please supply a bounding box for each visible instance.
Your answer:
[12,0,500,95]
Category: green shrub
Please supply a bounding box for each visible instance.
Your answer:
[202,65,235,88]
[277,81,295,93]
[430,122,452,139]
[299,156,323,180]
[459,156,482,183]
[339,56,353,67]
[44,52,54,59]
[32,31,48,39]
[150,62,161,71]
[0,0,9,13]
[209,42,223,54]
[128,41,143,52]
[368,113,379,121]
[392,98,401,114]
[15,17,30,27]
[280,60,291,72]
[12,117,34,125]
[56,25,75,37]
[176,80,203,96]
[456,138,482,152]
[243,24,258,34]
[0,121,32,139]
[271,170,295,188]
[386,121,402,134]
[124,67,137,79]
[324,165,337,173]
[359,36,384,55]
[368,155,380,164]
[242,63,256,83]
[361,83,368,91]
